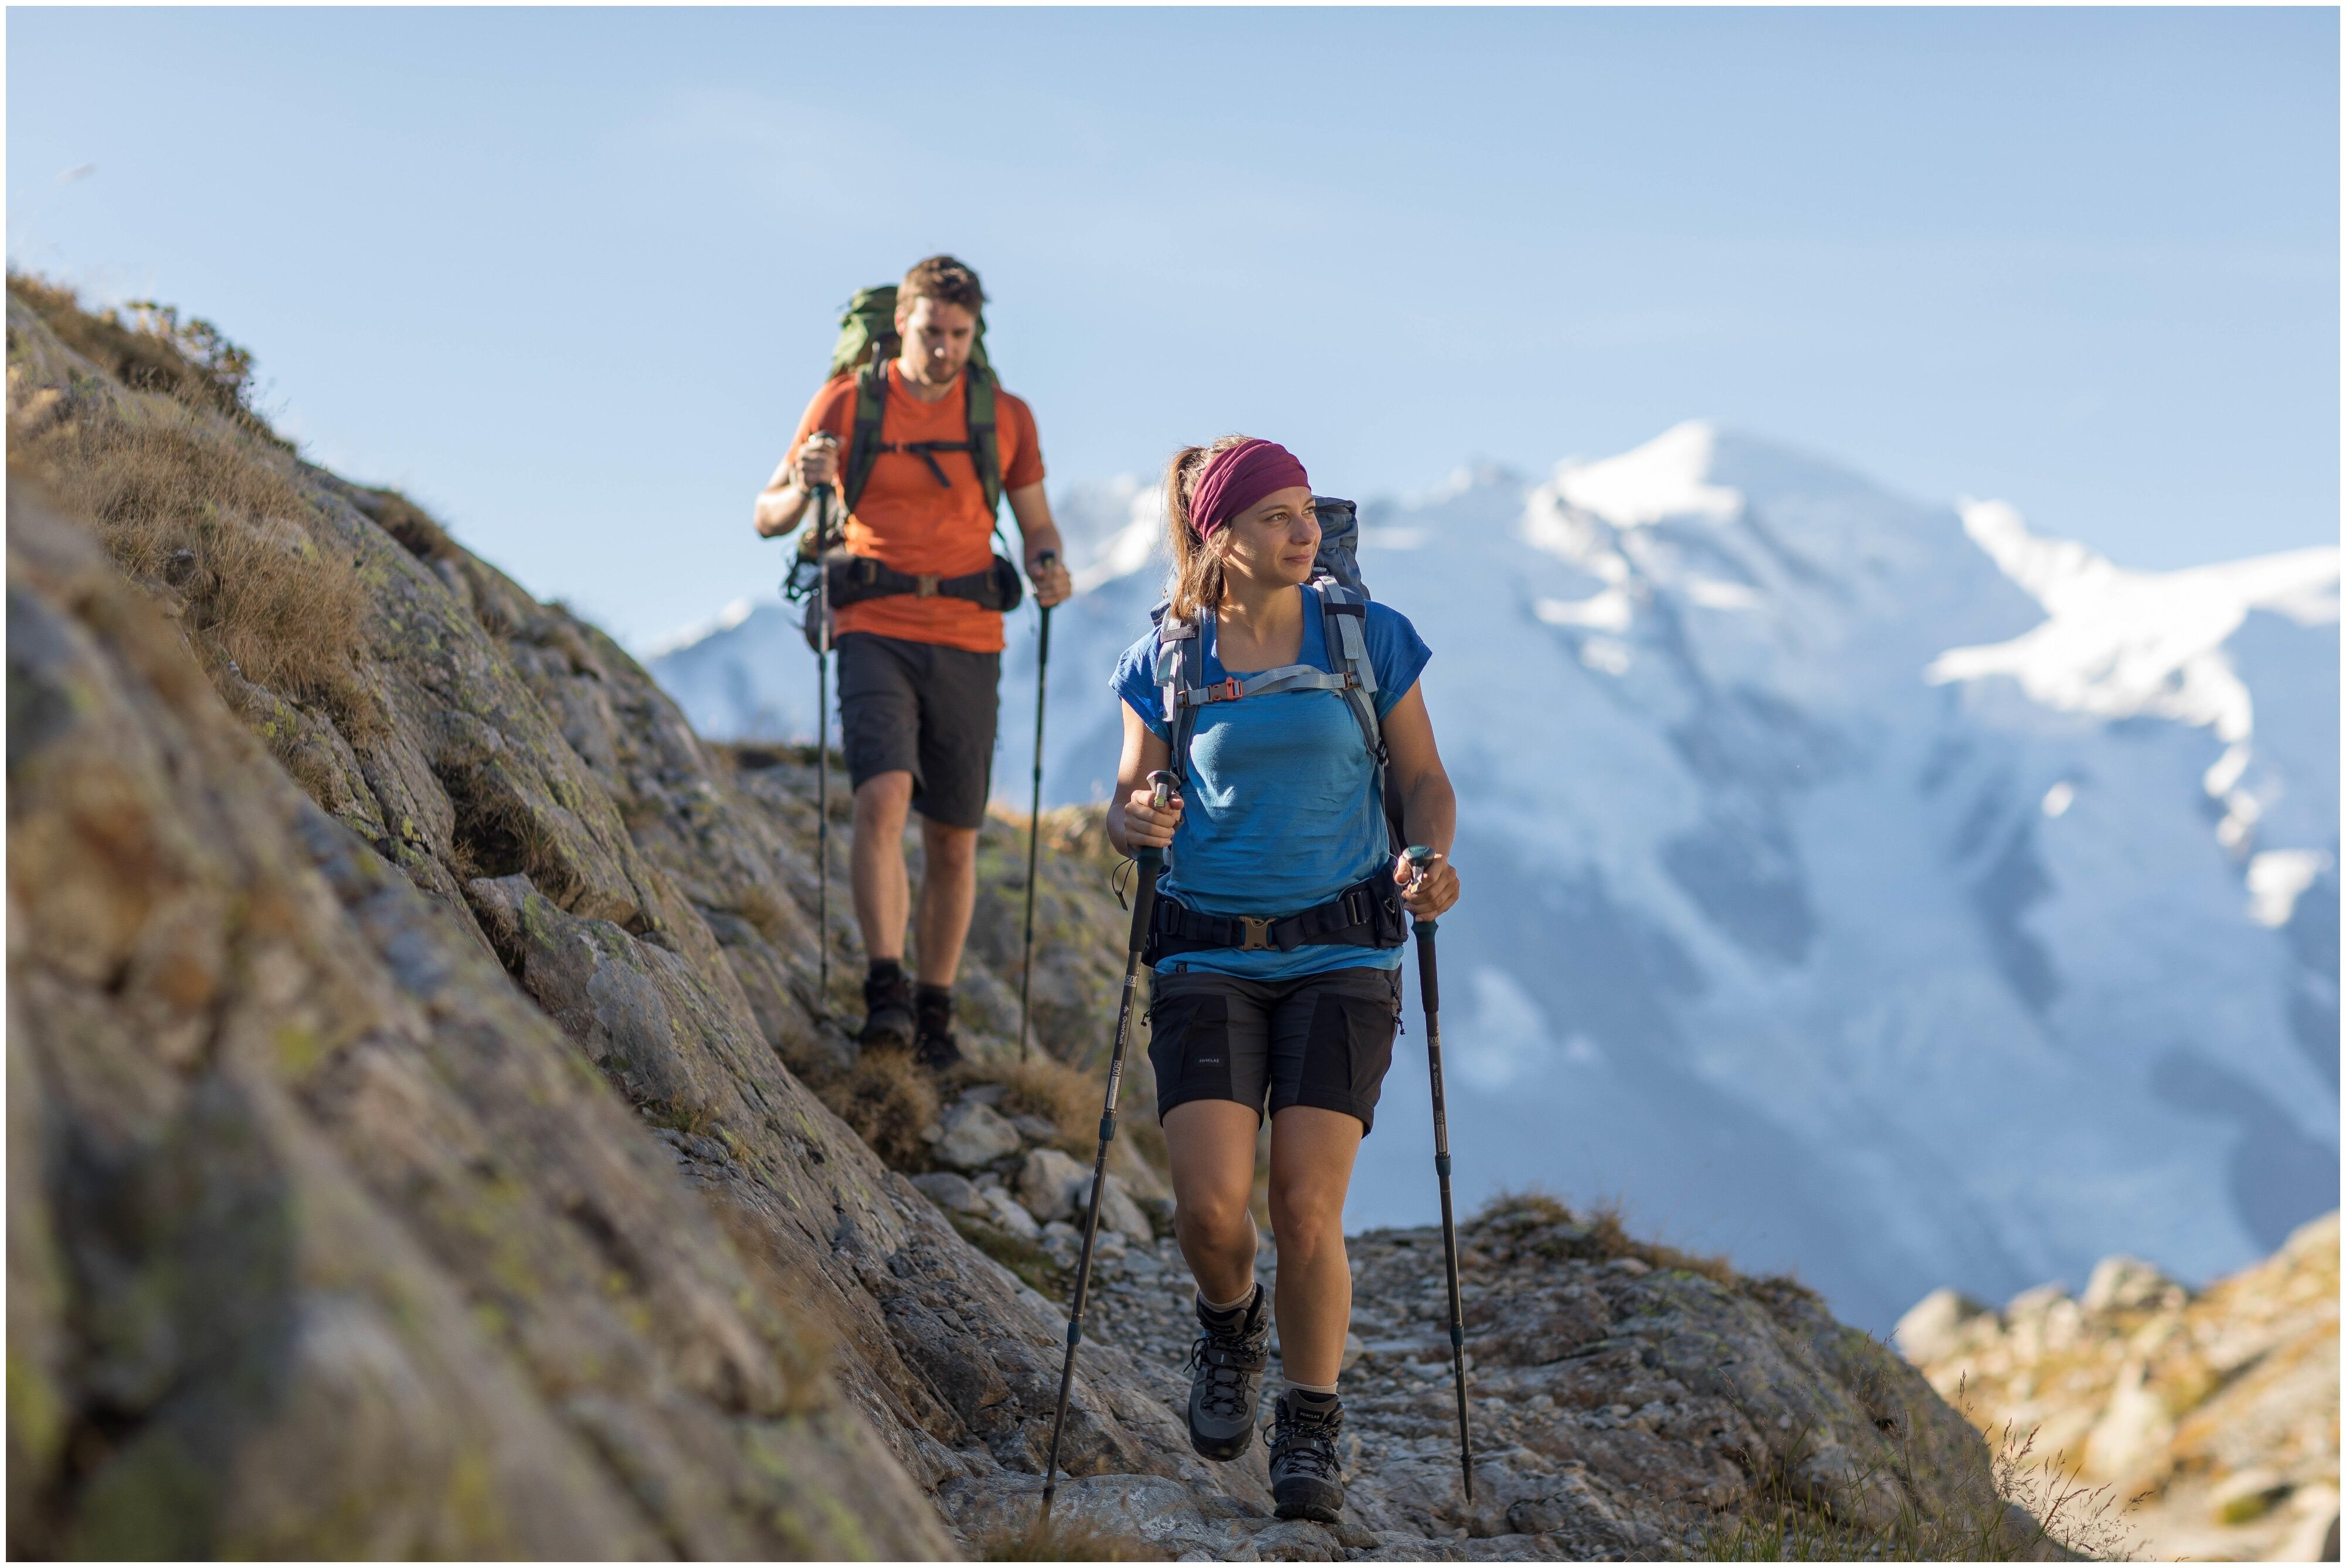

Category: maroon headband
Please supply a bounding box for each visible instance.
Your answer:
[1188,439,1310,540]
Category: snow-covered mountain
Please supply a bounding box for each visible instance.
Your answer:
[649,424,2340,1331]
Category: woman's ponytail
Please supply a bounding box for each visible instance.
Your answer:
[1164,435,1254,622]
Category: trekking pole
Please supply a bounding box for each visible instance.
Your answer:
[1016,552,1058,1064]
[811,484,834,1019]
[1404,844,1474,1504]
[1039,768,1178,1528]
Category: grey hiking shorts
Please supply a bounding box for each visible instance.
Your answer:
[836,632,999,830]
[1146,965,1404,1135]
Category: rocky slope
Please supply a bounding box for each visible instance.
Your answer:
[1898,1212,2340,1562]
[11,279,2033,1559]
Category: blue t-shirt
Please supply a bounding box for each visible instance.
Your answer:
[1111,589,1432,979]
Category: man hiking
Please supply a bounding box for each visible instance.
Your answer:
[1107,436,1462,1523]
[753,255,1072,1068]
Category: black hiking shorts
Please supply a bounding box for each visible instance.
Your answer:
[1146,965,1404,1134]
[836,632,999,830]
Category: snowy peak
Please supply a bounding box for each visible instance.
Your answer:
[1053,473,1164,595]
[1929,498,2340,850]
[1551,419,1743,530]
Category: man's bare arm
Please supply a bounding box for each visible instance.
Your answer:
[1005,480,1073,607]
[752,432,839,539]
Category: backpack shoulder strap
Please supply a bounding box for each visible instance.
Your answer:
[965,368,1004,519]
[1312,582,1387,766]
[841,359,891,515]
[1153,603,1204,786]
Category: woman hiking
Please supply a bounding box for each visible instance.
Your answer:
[1108,436,1461,1523]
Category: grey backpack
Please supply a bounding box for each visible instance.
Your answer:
[1149,497,1400,846]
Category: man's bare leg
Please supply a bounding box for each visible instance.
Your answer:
[914,815,979,987]
[850,771,914,961]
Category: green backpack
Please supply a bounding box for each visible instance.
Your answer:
[783,287,1022,636]
[825,284,1004,519]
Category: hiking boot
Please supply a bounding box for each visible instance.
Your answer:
[1268,1388,1346,1523]
[1184,1284,1269,1461]
[912,983,962,1072]
[858,962,915,1051]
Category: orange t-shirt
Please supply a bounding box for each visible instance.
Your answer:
[786,365,1045,653]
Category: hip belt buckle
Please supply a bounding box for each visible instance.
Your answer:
[1237,915,1275,951]
[915,573,942,598]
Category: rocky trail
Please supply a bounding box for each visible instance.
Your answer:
[10,277,2042,1559]
[936,1200,2038,1561]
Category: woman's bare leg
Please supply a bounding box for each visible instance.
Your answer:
[1163,1099,1263,1304]
[1266,1105,1364,1387]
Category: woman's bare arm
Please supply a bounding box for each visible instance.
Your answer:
[1108,704,1181,854]
[1380,683,1461,918]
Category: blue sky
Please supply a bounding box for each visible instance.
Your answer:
[10,6,2337,647]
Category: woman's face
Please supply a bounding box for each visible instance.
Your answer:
[1216,485,1319,589]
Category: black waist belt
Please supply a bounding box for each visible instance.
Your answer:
[826,553,1023,614]
[1144,872,1407,965]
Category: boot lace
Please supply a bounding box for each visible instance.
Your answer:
[1269,1403,1343,1482]
[1185,1328,1263,1424]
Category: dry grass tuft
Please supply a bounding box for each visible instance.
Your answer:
[1975,1386,2147,1562]
[822,1046,941,1171]
[1473,1188,1737,1286]
[352,485,459,564]
[970,1515,1166,1561]
[11,273,381,745]
[954,1054,1099,1155]
[13,406,380,739]
[10,271,276,436]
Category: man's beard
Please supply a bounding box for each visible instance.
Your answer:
[904,352,962,386]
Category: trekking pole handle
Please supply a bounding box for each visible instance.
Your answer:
[1403,844,1441,934]
[1139,770,1180,872]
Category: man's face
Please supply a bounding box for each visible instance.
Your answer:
[894,296,977,384]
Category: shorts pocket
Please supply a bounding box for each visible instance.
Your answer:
[1147,989,1235,1106]
[1301,980,1401,1125]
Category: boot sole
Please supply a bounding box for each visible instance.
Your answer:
[1272,1484,1343,1523]
[1188,1424,1254,1462]
[858,1012,915,1050]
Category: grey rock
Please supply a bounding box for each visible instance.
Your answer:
[935,1100,1023,1170]
[1019,1146,1088,1221]
[980,1184,1042,1240]
[1007,1112,1062,1143]
[1095,1172,1156,1244]
[2081,1254,2186,1315]
[1895,1286,1994,1363]
[912,1172,989,1217]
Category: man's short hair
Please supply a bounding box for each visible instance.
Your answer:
[900,254,986,315]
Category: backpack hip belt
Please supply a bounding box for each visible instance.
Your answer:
[1144,872,1407,965]
[824,552,1024,615]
